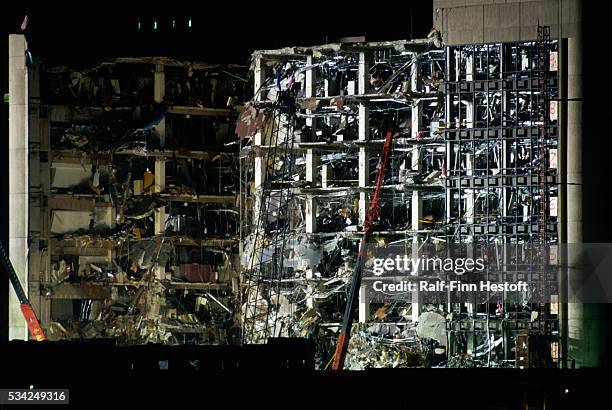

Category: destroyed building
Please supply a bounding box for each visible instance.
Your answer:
[235,20,587,369]
[238,40,447,368]
[7,0,607,372]
[9,50,247,344]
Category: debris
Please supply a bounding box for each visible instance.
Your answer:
[416,311,447,347]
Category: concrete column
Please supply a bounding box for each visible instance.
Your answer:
[253,57,265,229]
[321,164,331,189]
[154,64,165,102]
[305,57,317,304]
[358,52,369,225]
[305,150,318,233]
[410,147,421,172]
[566,23,605,368]
[412,191,423,231]
[305,55,319,185]
[358,51,369,101]
[154,160,166,194]
[410,201,422,321]
[445,48,453,226]
[305,56,318,234]
[305,151,318,184]
[153,63,167,280]
[358,149,369,226]
[154,159,166,280]
[411,55,423,230]
[411,54,423,322]
[357,51,370,323]
[557,35,569,368]
[8,35,29,340]
[358,283,369,323]
[567,26,584,367]
[566,37,583,245]
[411,240,421,322]
[305,198,317,234]
[411,53,422,171]
[154,64,166,148]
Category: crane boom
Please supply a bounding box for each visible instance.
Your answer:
[331,128,395,370]
[0,241,46,341]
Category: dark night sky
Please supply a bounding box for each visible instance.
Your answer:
[0,3,433,340]
[3,3,433,65]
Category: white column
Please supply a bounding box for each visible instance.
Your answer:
[358,52,369,225]
[411,55,423,232]
[411,54,423,322]
[253,57,265,230]
[566,27,604,368]
[305,197,317,235]
[412,240,421,323]
[358,150,369,224]
[357,51,370,323]
[358,283,369,323]
[8,35,29,340]
[304,56,318,308]
[411,53,422,171]
[412,191,423,231]
[305,56,318,234]
[411,219,421,321]
[445,47,453,225]
[154,159,166,279]
[321,164,331,188]
[304,199,317,235]
[305,149,319,184]
[153,64,167,279]
[154,64,166,148]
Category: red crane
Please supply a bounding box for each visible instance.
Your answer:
[1,241,46,341]
[331,128,395,370]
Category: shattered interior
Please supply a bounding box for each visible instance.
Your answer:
[29,36,559,369]
[238,40,448,368]
[239,37,559,369]
[38,57,246,344]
